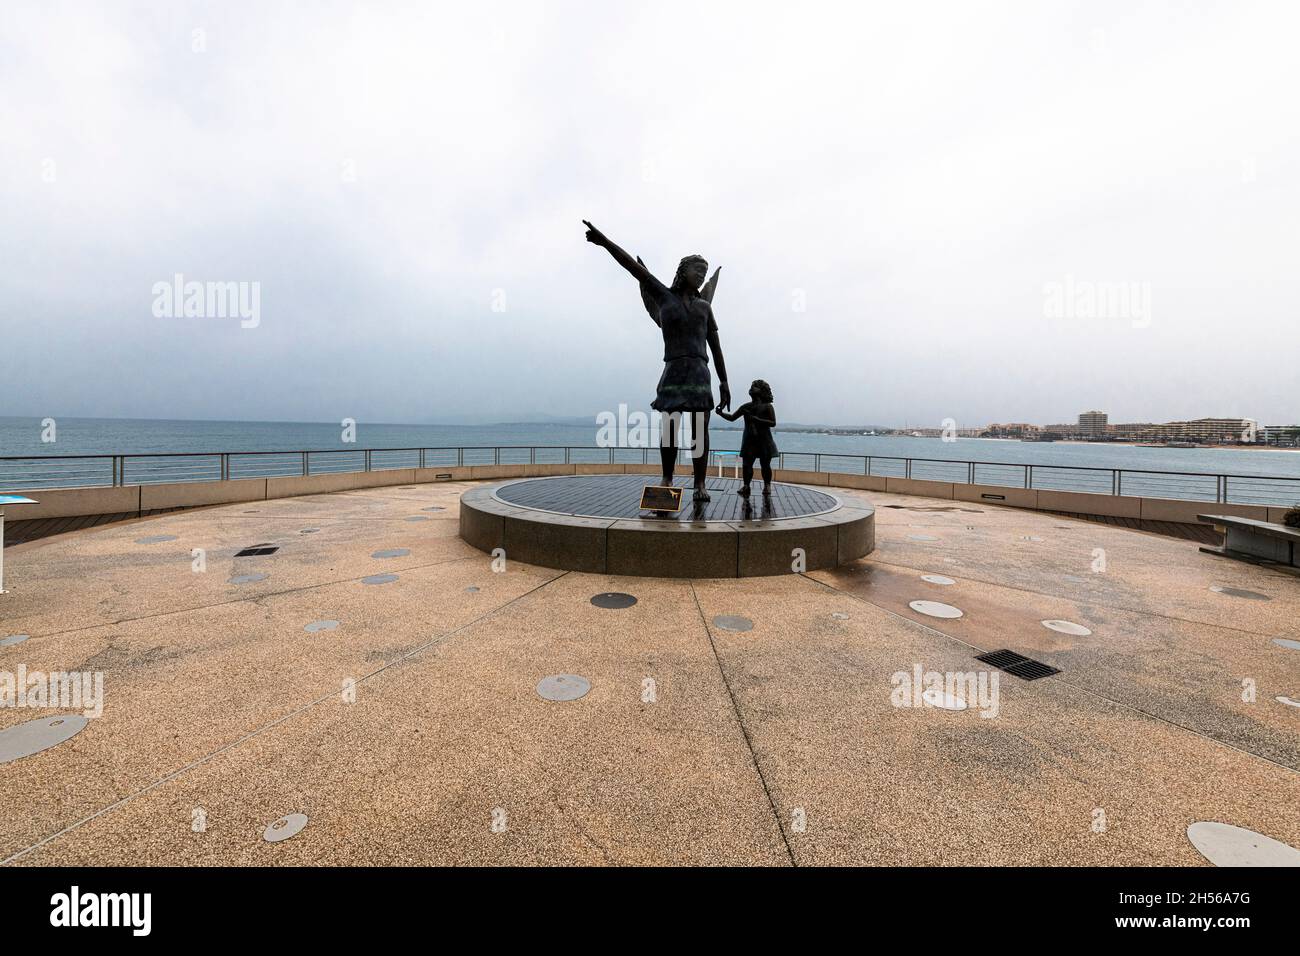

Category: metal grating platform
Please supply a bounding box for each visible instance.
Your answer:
[976,649,1061,681]
[493,473,838,523]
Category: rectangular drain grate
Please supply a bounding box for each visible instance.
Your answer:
[235,544,279,557]
[975,649,1061,681]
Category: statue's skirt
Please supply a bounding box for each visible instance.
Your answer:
[650,356,714,414]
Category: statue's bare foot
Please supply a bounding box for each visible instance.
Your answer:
[693,483,711,502]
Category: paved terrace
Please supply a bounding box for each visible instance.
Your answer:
[1,479,1298,865]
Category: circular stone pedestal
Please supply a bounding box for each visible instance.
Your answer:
[459,474,874,578]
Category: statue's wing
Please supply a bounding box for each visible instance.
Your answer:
[700,266,721,304]
[636,256,661,326]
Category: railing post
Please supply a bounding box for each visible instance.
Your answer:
[815,453,821,473]
[1023,464,1030,489]
[495,447,500,466]
[867,456,873,476]
[458,448,463,467]
[1117,470,1123,496]
[302,452,309,476]
[968,461,975,484]
[365,450,371,472]
[419,449,426,469]
[906,458,912,479]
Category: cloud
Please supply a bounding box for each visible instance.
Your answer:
[2,0,1298,427]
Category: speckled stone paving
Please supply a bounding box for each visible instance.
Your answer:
[0,481,1296,866]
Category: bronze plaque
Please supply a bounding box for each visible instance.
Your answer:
[639,485,683,512]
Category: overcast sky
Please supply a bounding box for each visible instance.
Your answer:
[2,1,1297,428]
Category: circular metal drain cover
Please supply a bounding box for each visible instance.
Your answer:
[229,573,268,585]
[0,715,89,764]
[922,687,968,711]
[908,534,939,542]
[263,813,309,843]
[909,600,963,619]
[135,535,177,544]
[921,574,955,585]
[1210,586,1271,600]
[1272,638,1300,651]
[591,592,637,609]
[363,573,398,585]
[537,674,590,701]
[0,634,29,648]
[1042,620,1092,636]
[423,506,445,512]
[304,620,339,633]
[372,549,410,559]
[1186,822,1300,866]
[713,615,753,632]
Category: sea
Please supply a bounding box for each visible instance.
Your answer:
[2,416,1299,505]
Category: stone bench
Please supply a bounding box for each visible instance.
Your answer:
[1198,513,1300,568]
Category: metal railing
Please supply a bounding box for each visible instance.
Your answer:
[2,446,1300,506]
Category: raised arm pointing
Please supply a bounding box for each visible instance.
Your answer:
[583,220,663,291]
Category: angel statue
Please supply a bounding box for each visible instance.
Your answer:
[583,220,730,502]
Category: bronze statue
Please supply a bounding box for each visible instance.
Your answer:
[715,378,778,497]
[583,220,730,501]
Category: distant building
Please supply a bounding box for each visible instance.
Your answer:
[983,422,1041,438]
[1045,423,1081,439]
[1077,410,1108,437]
[1154,418,1257,444]
[1264,425,1300,447]
[1110,422,1158,440]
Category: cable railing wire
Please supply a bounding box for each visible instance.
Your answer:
[2,446,1299,507]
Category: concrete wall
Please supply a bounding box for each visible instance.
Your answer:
[414,466,473,482]
[772,468,830,486]
[831,474,889,493]
[953,484,1039,509]
[3,485,141,520]
[1140,498,1270,523]
[266,469,417,499]
[885,477,954,499]
[140,478,266,511]
[1035,489,1143,519]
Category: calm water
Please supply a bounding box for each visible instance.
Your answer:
[2,416,1299,504]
